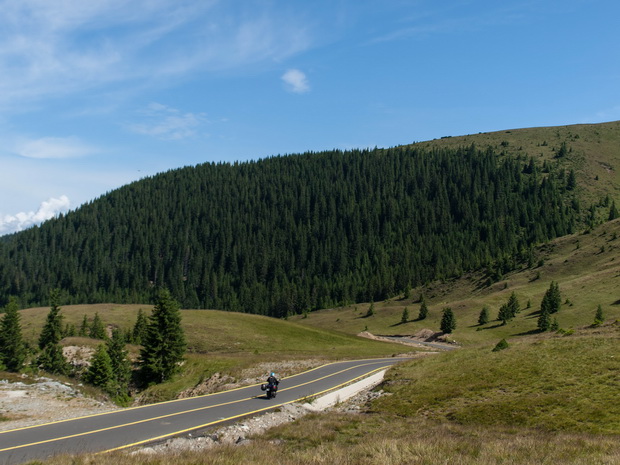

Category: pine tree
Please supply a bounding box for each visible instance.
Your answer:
[566,169,577,190]
[38,343,69,375]
[0,297,25,372]
[89,312,106,339]
[541,281,561,314]
[497,304,511,325]
[492,338,509,352]
[106,329,132,399]
[609,201,619,221]
[84,344,114,392]
[38,289,63,350]
[365,301,375,318]
[593,304,605,326]
[132,309,148,345]
[550,317,560,331]
[79,315,89,337]
[440,307,456,334]
[418,299,428,320]
[507,292,520,317]
[478,306,489,326]
[537,309,551,332]
[37,289,69,375]
[400,307,409,324]
[139,289,186,384]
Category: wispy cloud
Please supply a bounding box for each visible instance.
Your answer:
[14,136,96,159]
[0,1,314,107]
[128,103,207,140]
[0,195,70,235]
[282,69,310,93]
[368,3,531,44]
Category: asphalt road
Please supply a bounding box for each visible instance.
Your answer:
[0,357,404,465]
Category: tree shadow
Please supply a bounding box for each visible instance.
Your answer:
[512,329,541,336]
[481,323,505,330]
[390,321,408,327]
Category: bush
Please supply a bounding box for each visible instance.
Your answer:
[492,339,509,352]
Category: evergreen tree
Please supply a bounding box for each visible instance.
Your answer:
[507,292,521,317]
[550,317,559,331]
[139,289,186,384]
[106,328,132,399]
[418,299,428,320]
[593,304,605,326]
[79,315,89,337]
[537,309,551,332]
[132,309,148,345]
[440,307,456,334]
[37,289,69,375]
[478,306,489,326]
[400,307,409,324]
[89,312,106,339]
[38,343,69,375]
[492,338,509,352]
[0,297,25,372]
[38,289,63,350]
[566,169,577,190]
[609,201,619,221]
[497,304,511,325]
[541,281,561,315]
[84,344,114,392]
[365,302,374,318]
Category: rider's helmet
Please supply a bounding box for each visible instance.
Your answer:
[270,372,275,376]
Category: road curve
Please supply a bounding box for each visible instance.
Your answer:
[0,357,405,465]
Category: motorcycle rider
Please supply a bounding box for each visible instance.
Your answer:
[267,372,279,393]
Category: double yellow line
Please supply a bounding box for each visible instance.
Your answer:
[0,359,395,455]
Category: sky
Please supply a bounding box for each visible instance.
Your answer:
[1,0,619,235]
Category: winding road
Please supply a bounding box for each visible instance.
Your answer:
[0,357,404,465]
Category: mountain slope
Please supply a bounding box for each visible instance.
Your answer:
[294,217,620,346]
[2,122,618,313]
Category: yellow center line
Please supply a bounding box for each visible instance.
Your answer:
[103,365,392,454]
[0,357,394,435]
[0,360,393,454]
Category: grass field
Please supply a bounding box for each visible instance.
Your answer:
[40,323,620,465]
[16,300,414,402]
[293,218,620,347]
[415,120,620,211]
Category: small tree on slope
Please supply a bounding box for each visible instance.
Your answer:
[0,297,25,372]
[440,307,456,334]
[139,289,186,385]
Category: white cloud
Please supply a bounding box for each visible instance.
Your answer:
[282,69,310,94]
[128,103,207,140]
[0,1,314,107]
[14,136,95,159]
[0,195,70,235]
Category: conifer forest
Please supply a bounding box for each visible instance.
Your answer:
[0,145,579,316]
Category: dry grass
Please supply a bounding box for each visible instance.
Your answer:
[41,415,620,465]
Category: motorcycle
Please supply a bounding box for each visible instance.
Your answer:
[260,382,278,399]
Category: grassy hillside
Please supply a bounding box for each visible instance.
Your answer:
[42,322,620,465]
[16,302,412,402]
[293,217,620,346]
[415,120,620,209]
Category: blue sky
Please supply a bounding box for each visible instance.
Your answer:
[1,0,619,235]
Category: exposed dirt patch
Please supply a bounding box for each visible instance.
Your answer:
[0,376,117,431]
[357,330,458,349]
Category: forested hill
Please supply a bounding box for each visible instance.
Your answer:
[0,143,582,315]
